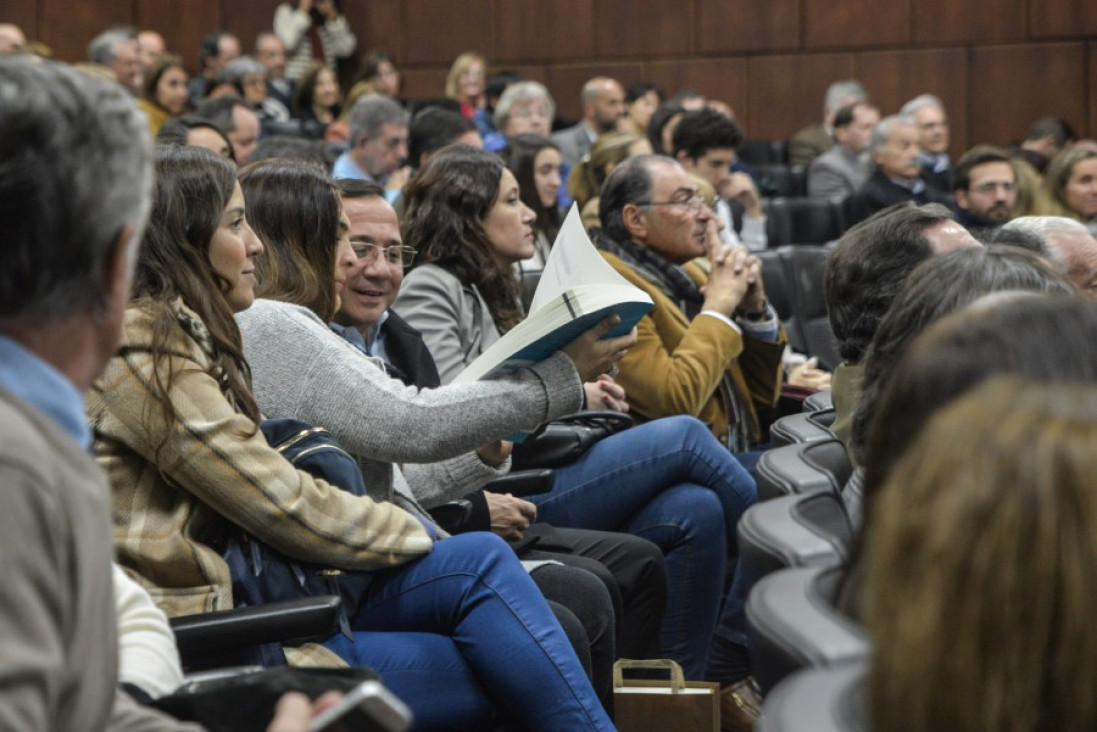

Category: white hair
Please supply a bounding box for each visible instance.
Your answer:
[900,94,945,118]
[824,79,867,115]
[1000,216,1092,273]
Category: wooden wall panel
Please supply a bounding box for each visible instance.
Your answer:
[344,0,404,63]
[804,0,910,49]
[546,62,644,121]
[969,43,1087,147]
[697,0,800,54]
[497,0,592,63]
[854,47,968,156]
[1090,41,1097,140]
[0,2,39,45]
[913,0,1026,44]
[399,68,448,100]
[135,0,220,73]
[747,53,856,140]
[594,0,692,58]
[40,0,134,63]
[403,0,492,66]
[1029,0,1097,39]
[222,0,281,58]
[645,58,749,126]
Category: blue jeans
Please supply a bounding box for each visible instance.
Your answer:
[530,415,758,679]
[324,533,613,731]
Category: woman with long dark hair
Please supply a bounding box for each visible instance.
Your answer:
[393,144,765,722]
[503,134,563,268]
[89,146,614,731]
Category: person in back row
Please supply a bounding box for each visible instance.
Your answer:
[391,145,764,730]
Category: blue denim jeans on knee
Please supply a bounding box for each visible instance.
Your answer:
[529,415,758,678]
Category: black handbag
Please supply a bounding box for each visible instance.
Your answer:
[222,418,374,647]
[510,410,633,471]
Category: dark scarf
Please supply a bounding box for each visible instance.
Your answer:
[597,234,753,452]
[598,235,705,319]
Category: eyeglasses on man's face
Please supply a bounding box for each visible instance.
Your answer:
[637,193,707,212]
[352,242,417,268]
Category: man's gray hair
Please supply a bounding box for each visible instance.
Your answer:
[347,93,409,145]
[824,79,867,115]
[900,93,945,118]
[493,81,555,132]
[869,114,916,156]
[221,55,267,84]
[599,155,670,244]
[1000,216,1091,273]
[87,27,136,65]
[0,59,152,323]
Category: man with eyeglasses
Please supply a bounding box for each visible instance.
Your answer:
[952,145,1017,232]
[596,155,785,459]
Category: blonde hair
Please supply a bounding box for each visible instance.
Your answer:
[444,51,486,101]
[567,131,645,209]
[1041,146,1097,220]
[866,376,1097,732]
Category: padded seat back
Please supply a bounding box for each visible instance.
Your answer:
[738,491,853,586]
[758,662,868,732]
[739,139,787,166]
[754,165,807,199]
[756,438,852,501]
[747,566,869,694]
[784,198,846,244]
[757,248,792,321]
[783,246,841,370]
[802,388,833,413]
[770,409,837,447]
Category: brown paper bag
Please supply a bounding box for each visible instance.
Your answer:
[613,659,720,732]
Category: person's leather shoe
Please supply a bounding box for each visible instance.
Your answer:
[720,677,762,732]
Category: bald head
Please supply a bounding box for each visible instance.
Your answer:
[0,24,27,55]
[581,77,625,134]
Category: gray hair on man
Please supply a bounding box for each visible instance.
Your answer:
[869,114,917,156]
[221,55,267,83]
[999,216,1092,273]
[347,93,409,146]
[87,27,136,65]
[900,93,945,118]
[824,79,867,115]
[0,59,152,324]
[493,80,555,132]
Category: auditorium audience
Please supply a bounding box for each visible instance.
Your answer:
[273,0,357,81]
[673,108,767,251]
[789,79,868,167]
[900,93,952,194]
[951,145,1017,232]
[187,31,240,105]
[359,49,401,99]
[0,55,337,732]
[445,51,489,131]
[292,61,341,134]
[194,94,261,165]
[0,22,27,55]
[1041,146,1097,235]
[807,102,879,202]
[91,144,614,730]
[621,82,662,137]
[552,76,627,167]
[824,202,979,452]
[997,216,1097,298]
[137,55,188,135]
[847,114,952,224]
[568,131,652,229]
[136,29,165,71]
[485,80,556,152]
[866,376,1097,732]
[391,145,765,728]
[157,114,235,159]
[255,31,294,110]
[88,27,142,94]
[331,93,410,201]
[502,134,564,268]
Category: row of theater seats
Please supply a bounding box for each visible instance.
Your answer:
[735,391,870,730]
[761,198,847,247]
[756,246,841,370]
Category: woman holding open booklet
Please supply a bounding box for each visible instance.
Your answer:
[392,144,763,702]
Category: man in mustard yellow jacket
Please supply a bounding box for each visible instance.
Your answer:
[596,155,786,454]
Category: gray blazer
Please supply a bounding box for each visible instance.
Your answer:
[551,122,594,168]
[807,146,868,203]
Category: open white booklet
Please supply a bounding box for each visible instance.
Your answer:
[453,204,653,384]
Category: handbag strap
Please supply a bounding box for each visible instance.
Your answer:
[613,658,686,692]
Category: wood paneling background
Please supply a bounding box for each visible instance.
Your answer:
[2,0,1092,153]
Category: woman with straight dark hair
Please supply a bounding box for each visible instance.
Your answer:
[503,134,563,268]
[393,145,766,723]
[90,146,615,731]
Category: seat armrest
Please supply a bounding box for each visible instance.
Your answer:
[428,499,473,533]
[171,595,343,659]
[484,468,555,497]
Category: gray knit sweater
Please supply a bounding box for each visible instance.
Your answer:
[236,299,584,510]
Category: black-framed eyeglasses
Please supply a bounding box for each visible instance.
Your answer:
[352,242,417,268]
[636,193,706,212]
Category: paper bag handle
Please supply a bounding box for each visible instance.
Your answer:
[613,658,686,693]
